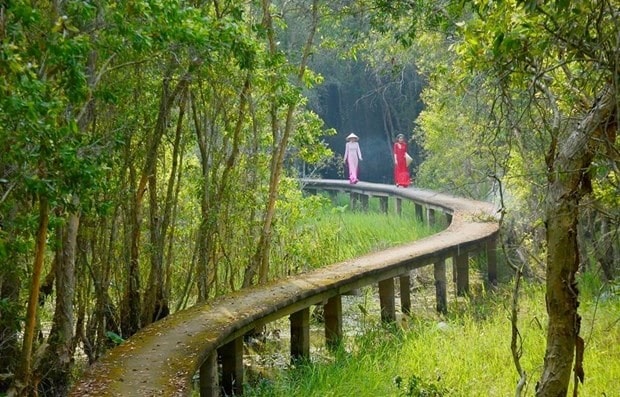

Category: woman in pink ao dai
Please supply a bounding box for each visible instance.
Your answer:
[343,133,362,184]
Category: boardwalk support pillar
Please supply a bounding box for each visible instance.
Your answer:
[379,196,388,214]
[455,252,469,296]
[360,194,369,211]
[487,237,498,285]
[324,296,342,349]
[199,352,218,397]
[219,336,243,396]
[414,203,423,221]
[434,260,447,314]
[427,208,436,226]
[379,278,396,323]
[399,274,411,315]
[290,308,310,362]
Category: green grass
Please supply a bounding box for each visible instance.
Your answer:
[245,281,620,396]
[243,194,620,396]
[273,192,443,275]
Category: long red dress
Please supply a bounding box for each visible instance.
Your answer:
[393,141,411,187]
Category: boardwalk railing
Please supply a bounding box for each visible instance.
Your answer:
[70,179,499,397]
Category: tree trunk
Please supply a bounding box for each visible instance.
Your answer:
[536,83,616,396]
[120,154,143,338]
[11,196,49,396]
[193,72,251,300]
[36,203,79,396]
[594,213,617,281]
[121,64,188,336]
[243,0,319,287]
[142,89,187,325]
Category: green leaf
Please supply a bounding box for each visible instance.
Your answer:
[105,331,125,345]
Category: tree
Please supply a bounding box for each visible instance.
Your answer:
[0,1,105,393]
[243,0,323,286]
[376,0,618,395]
[0,0,354,392]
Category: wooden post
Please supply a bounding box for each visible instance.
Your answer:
[199,352,218,397]
[399,274,411,315]
[219,337,243,396]
[360,194,369,211]
[379,196,389,214]
[324,296,342,349]
[452,256,457,283]
[414,203,423,222]
[328,190,337,204]
[290,308,310,362]
[434,260,447,314]
[378,278,396,323]
[455,252,469,296]
[427,208,436,226]
[349,192,362,211]
[487,237,498,286]
[396,198,403,216]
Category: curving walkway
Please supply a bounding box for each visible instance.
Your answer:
[70,180,499,397]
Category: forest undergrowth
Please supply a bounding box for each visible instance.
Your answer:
[238,198,620,397]
[243,273,620,397]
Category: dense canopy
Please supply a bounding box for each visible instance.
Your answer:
[0,1,618,396]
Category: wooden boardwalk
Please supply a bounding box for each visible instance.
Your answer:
[70,179,499,397]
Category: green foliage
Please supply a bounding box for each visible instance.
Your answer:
[245,280,620,396]
[0,1,108,208]
[268,190,437,278]
[397,0,619,285]
[591,169,620,209]
[393,374,447,397]
[414,82,499,200]
[1,0,614,393]
[105,331,125,346]
[1,0,345,385]
[291,110,335,165]
[0,298,22,334]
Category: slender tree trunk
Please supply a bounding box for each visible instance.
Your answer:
[193,73,250,300]
[36,203,79,396]
[142,166,164,324]
[243,0,319,287]
[142,89,188,325]
[121,155,142,337]
[121,64,188,336]
[164,140,185,309]
[594,213,617,281]
[85,172,123,363]
[11,196,49,396]
[192,91,215,301]
[537,83,616,396]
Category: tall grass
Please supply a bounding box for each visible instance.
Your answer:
[271,192,443,274]
[244,194,620,396]
[246,281,620,396]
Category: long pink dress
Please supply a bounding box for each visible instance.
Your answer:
[344,141,363,184]
[393,141,411,187]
